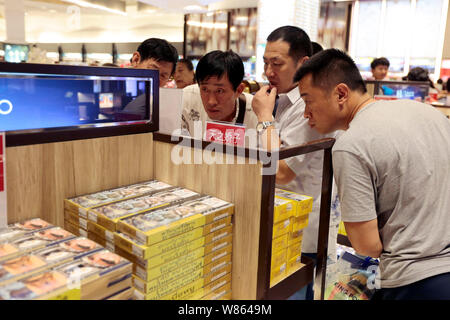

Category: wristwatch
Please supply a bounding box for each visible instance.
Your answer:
[256,121,275,134]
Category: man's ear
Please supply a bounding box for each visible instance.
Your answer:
[297,56,309,69]
[236,82,245,95]
[335,83,349,106]
[131,52,141,67]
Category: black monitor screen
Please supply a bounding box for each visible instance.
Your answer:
[0,75,153,132]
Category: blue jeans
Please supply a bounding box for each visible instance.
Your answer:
[372,272,450,300]
[287,252,317,300]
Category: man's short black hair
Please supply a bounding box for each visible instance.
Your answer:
[195,50,244,91]
[267,26,312,62]
[370,57,390,69]
[137,38,178,75]
[294,48,367,94]
[311,42,324,55]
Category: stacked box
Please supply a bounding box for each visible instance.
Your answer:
[0,218,54,243]
[0,218,133,300]
[115,195,234,300]
[270,190,313,287]
[64,180,174,217]
[0,227,77,263]
[53,250,132,300]
[86,187,200,232]
[63,180,174,237]
[0,270,76,300]
[64,185,234,300]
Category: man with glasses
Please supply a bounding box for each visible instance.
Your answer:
[122,38,178,117]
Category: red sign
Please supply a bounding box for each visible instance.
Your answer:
[205,121,246,147]
[374,95,398,101]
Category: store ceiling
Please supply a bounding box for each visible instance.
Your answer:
[0,0,256,43]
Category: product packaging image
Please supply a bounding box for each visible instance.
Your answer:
[0,270,72,300]
[54,249,132,300]
[64,180,173,218]
[0,227,76,262]
[87,187,200,232]
[0,218,54,244]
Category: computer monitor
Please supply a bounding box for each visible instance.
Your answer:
[3,43,29,63]
[0,62,160,146]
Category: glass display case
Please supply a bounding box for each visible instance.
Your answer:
[0,62,159,147]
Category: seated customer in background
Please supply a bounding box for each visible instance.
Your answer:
[369,57,390,80]
[181,50,258,139]
[404,67,438,94]
[174,58,196,89]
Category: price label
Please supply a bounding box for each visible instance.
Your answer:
[205,121,246,147]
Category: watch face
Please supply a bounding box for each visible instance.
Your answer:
[256,122,264,133]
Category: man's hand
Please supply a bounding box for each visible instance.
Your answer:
[252,85,277,121]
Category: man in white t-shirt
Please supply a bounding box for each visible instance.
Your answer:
[295,48,450,300]
[181,50,258,143]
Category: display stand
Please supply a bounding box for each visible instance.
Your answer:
[2,63,335,300]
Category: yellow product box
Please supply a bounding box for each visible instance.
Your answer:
[64,221,88,238]
[132,250,232,294]
[0,254,50,286]
[133,260,231,300]
[64,180,173,218]
[271,248,287,269]
[134,272,232,300]
[87,187,200,232]
[115,224,232,261]
[64,210,88,231]
[289,215,309,233]
[273,196,295,223]
[134,235,233,282]
[275,188,313,217]
[0,227,77,263]
[87,221,115,243]
[338,221,347,236]
[287,242,302,261]
[118,195,234,245]
[272,218,290,239]
[287,255,304,275]
[54,249,132,300]
[270,263,287,287]
[0,218,54,244]
[272,233,288,254]
[186,273,232,300]
[118,216,231,260]
[201,282,232,300]
[287,229,303,246]
[86,230,108,247]
[33,237,103,269]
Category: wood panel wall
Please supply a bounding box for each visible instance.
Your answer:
[6,133,154,226]
[153,141,263,300]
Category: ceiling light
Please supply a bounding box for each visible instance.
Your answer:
[184,5,207,13]
[61,0,127,16]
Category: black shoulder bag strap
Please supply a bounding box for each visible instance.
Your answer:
[235,94,246,125]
